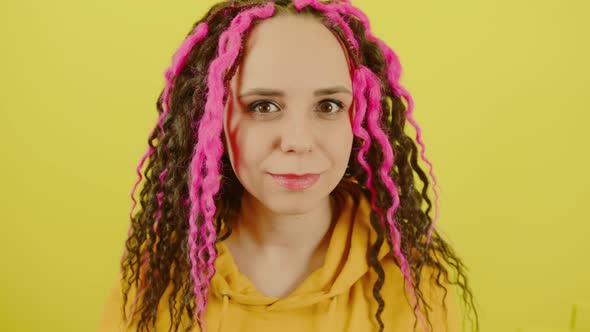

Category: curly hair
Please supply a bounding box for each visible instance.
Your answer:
[119,0,480,331]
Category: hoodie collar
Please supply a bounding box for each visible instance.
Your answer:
[210,188,390,312]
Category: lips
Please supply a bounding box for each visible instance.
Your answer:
[268,173,321,190]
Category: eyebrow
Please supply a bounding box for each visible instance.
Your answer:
[238,86,352,98]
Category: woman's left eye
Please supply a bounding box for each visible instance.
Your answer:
[317,99,345,115]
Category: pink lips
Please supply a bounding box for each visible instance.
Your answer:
[269,173,320,190]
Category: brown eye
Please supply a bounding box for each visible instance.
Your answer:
[317,99,345,115]
[248,101,280,114]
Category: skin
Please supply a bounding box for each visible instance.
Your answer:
[222,13,355,298]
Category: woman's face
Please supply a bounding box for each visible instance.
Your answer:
[223,14,355,214]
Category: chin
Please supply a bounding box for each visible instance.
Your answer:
[262,191,327,215]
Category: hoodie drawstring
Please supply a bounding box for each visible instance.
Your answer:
[323,295,338,330]
[217,293,230,332]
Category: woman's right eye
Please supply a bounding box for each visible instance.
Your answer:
[248,101,280,114]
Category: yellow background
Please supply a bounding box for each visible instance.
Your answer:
[1,0,588,331]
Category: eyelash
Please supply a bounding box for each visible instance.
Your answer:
[247,99,345,116]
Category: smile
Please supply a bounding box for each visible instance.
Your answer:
[268,173,321,190]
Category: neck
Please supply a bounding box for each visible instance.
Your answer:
[228,192,336,260]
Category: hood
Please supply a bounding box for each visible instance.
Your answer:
[210,187,390,331]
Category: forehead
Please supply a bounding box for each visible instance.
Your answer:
[232,14,353,93]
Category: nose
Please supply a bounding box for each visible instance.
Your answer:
[279,113,313,153]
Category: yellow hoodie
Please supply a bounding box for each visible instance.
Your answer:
[100,190,460,331]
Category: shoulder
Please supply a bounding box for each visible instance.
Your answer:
[98,273,190,331]
[98,275,129,331]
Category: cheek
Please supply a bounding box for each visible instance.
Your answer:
[234,132,253,163]
[322,123,354,165]
[224,108,252,178]
[232,126,271,172]
[224,101,272,180]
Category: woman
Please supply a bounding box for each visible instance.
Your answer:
[100,0,479,331]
